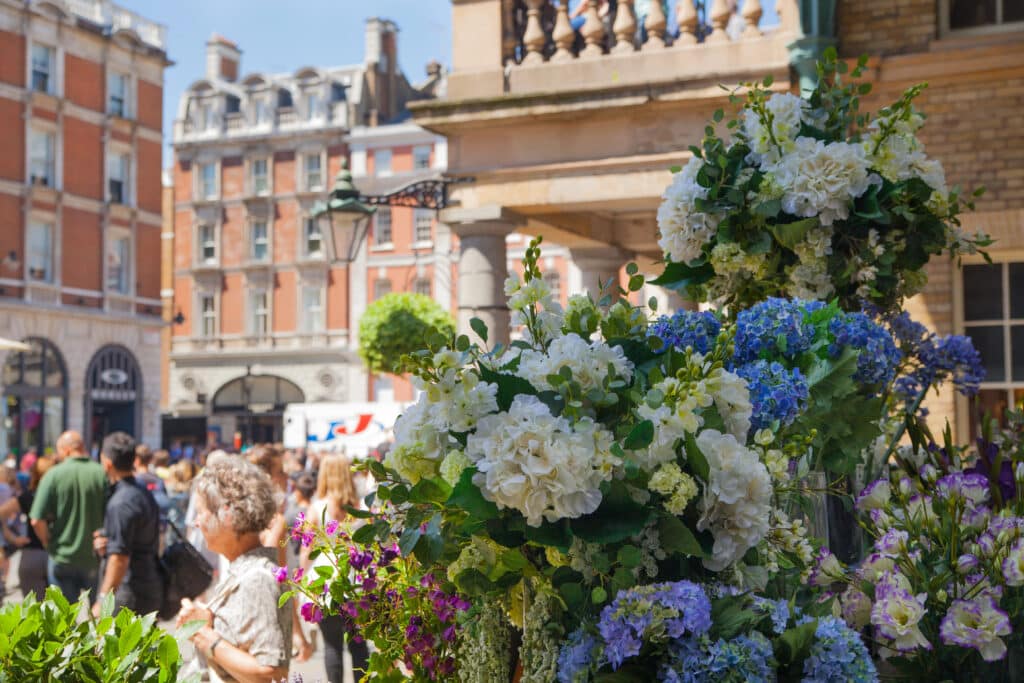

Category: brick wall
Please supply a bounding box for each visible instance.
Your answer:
[136,226,160,300]
[0,30,24,86]
[274,201,298,264]
[221,156,244,197]
[221,273,244,334]
[63,118,103,200]
[173,277,193,337]
[61,208,102,290]
[0,194,23,265]
[327,267,348,330]
[137,139,162,212]
[175,160,192,203]
[0,98,24,181]
[837,0,937,58]
[273,151,295,194]
[65,54,104,112]
[273,270,296,332]
[221,205,245,267]
[137,79,162,132]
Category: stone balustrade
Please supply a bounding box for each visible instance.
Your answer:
[508,0,771,66]
[66,0,167,50]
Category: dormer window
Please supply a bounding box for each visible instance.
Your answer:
[277,88,293,108]
[255,99,270,125]
[225,94,241,114]
[305,93,318,121]
[330,83,346,102]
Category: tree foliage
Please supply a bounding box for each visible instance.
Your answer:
[358,292,456,375]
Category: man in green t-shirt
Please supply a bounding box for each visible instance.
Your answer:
[30,430,108,603]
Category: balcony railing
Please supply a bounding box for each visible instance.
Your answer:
[507,0,776,66]
[66,0,167,50]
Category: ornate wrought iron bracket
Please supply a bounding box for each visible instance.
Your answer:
[358,177,473,211]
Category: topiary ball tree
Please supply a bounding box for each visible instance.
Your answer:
[358,292,456,375]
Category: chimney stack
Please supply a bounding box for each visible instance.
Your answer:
[206,34,241,82]
[363,18,399,124]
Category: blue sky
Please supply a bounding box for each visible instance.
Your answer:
[116,0,453,162]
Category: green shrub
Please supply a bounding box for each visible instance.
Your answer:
[0,588,197,683]
[359,292,456,375]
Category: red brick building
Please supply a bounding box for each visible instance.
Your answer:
[166,20,445,446]
[0,0,168,458]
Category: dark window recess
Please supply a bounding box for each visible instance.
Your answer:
[950,0,997,29]
[965,325,1006,383]
[330,83,346,102]
[225,95,241,114]
[963,263,1003,321]
[277,89,293,108]
[109,179,124,204]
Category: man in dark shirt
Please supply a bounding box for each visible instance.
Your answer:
[92,432,162,617]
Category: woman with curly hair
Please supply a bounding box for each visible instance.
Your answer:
[176,456,292,682]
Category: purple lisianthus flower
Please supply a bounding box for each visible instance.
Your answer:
[300,601,323,624]
[966,438,1016,503]
[935,472,990,507]
[940,597,1011,662]
[856,478,892,512]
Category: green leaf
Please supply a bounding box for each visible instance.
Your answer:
[657,514,704,557]
[479,366,537,411]
[525,519,573,549]
[413,514,445,565]
[470,317,489,344]
[408,478,452,505]
[398,525,423,557]
[559,583,585,610]
[453,568,496,595]
[769,217,817,250]
[774,619,819,666]
[571,481,652,544]
[176,619,206,642]
[352,522,381,544]
[649,260,714,292]
[616,545,643,569]
[358,292,456,374]
[623,420,655,451]
[447,468,500,520]
[684,432,709,481]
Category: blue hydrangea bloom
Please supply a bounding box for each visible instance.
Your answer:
[737,360,809,430]
[802,616,878,683]
[887,311,984,405]
[597,581,712,670]
[648,310,722,354]
[557,628,600,683]
[733,298,819,364]
[751,597,791,635]
[828,312,902,385]
[661,632,776,683]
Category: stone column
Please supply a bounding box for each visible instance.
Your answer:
[441,206,524,347]
[568,246,632,298]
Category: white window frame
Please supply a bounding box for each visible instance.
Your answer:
[197,224,218,265]
[414,209,433,244]
[105,229,132,295]
[304,92,319,121]
[198,162,218,200]
[29,43,56,95]
[301,285,325,333]
[250,289,270,338]
[107,70,131,118]
[413,145,432,170]
[374,207,393,247]
[374,278,392,300]
[28,126,56,188]
[199,293,218,338]
[304,153,323,191]
[250,220,270,262]
[374,148,392,177]
[940,0,1024,36]
[106,146,131,206]
[414,278,431,296]
[304,216,323,258]
[955,256,1024,440]
[251,157,270,196]
[543,271,562,303]
[254,98,271,126]
[26,221,54,284]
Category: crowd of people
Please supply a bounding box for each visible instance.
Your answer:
[1,433,376,683]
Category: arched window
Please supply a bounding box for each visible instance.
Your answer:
[212,374,304,413]
[2,337,67,460]
[83,345,143,452]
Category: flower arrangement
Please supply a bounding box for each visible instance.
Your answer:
[652,48,989,312]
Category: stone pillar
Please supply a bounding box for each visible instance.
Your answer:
[568,246,632,298]
[441,206,524,347]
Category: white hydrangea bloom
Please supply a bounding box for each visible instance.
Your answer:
[517,333,633,393]
[706,367,752,441]
[657,156,721,264]
[743,92,811,168]
[771,138,879,226]
[466,395,618,526]
[387,396,452,482]
[415,369,498,433]
[696,429,773,571]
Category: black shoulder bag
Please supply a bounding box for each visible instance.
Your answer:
[158,517,215,620]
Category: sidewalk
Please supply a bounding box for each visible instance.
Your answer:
[1,550,337,682]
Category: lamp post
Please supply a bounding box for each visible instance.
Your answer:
[242,364,254,448]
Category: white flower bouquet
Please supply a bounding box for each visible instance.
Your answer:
[652,49,989,312]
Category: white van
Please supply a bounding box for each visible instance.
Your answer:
[282,401,407,458]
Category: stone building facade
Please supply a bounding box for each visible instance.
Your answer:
[166,20,448,446]
[0,0,168,457]
[412,0,1024,442]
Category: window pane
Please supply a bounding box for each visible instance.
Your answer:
[376,208,392,244]
[106,237,129,293]
[375,149,391,176]
[43,347,63,388]
[1013,325,1024,382]
[44,396,63,451]
[1009,263,1024,319]
[1007,0,1024,22]
[963,263,1002,321]
[965,324,1005,382]
[27,223,52,282]
[950,0,996,29]
[413,146,431,169]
